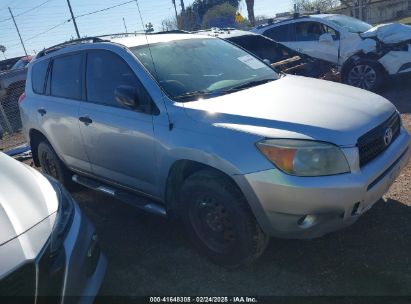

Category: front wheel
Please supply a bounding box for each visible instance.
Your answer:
[342,60,385,92]
[180,169,269,268]
[37,141,74,188]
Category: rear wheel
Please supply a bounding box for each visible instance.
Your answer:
[180,169,269,268]
[342,60,385,92]
[37,141,74,188]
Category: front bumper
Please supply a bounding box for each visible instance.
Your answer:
[379,51,411,75]
[0,202,107,302]
[58,203,107,301]
[234,127,411,239]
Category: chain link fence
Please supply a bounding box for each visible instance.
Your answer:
[0,72,26,150]
[0,73,25,136]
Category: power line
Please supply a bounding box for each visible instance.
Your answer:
[25,19,70,42]
[14,0,55,18]
[75,0,135,19]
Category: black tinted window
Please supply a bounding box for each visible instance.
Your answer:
[228,35,295,63]
[264,24,294,42]
[32,59,49,94]
[51,53,82,99]
[86,51,143,108]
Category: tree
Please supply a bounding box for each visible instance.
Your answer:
[0,45,6,59]
[145,22,154,33]
[245,0,255,27]
[161,18,178,31]
[293,0,339,12]
[201,3,237,29]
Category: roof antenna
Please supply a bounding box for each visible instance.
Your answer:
[134,0,174,131]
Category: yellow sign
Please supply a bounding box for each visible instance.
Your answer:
[235,12,244,23]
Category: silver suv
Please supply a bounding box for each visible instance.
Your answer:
[20,33,411,267]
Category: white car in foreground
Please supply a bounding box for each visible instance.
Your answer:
[252,14,411,91]
[0,152,106,299]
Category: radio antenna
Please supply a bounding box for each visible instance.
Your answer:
[134,0,174,130]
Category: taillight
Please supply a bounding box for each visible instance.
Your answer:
[18,92,26,104]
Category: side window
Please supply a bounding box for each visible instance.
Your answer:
[263,24,294,42]
[51,53,82,99]
[86,50,154,113]
[230,36,292,63]
[294,21,326,41]
[32,59,49,95]
[323,24,339,40]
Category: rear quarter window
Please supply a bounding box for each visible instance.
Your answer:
[31,59,49,95]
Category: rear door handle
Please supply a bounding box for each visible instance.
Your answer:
[37,108,47,116]
[79,116,93,126]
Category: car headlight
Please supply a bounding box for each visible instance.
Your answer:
[256,139,350,176]
[45,176,74,255]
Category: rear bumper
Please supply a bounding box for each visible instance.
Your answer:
[234,128,411,239]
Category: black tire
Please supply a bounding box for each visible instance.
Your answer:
[180,169,269,268]
[342,59,385,92]
[37,141,74,188]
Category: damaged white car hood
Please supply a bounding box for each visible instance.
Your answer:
[361,23,411,44]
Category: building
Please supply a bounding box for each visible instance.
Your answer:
[328,0,411,24]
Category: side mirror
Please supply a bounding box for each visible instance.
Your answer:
[115,85,138,109]
[319,33,333,43]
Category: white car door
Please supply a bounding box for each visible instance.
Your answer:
[280,20,340,64]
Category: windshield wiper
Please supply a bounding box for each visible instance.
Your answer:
[173,90,216,101]
[222,78,276,93]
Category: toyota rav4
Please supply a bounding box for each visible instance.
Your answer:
[20,33,411,267]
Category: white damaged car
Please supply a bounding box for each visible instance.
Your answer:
[252,14,411,91]
[0,152,106,299]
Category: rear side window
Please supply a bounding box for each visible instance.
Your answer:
[263,24,294,42]
[31,59,49,94]
[86,50,146,108]
[228,35,294,63]
[51,53,82,100]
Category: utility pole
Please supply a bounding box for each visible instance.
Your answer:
[66,0,80,38]
[172,0,179,29]
[123,17,128,33]
[8,7,27,56]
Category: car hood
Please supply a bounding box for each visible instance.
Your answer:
[0,153,58,246]
[182,75,396,146]
[360,23,411,44]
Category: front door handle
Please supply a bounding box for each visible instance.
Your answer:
[37,108,47,116]
[79,116,93,126]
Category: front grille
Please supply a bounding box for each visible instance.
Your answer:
[0,262,36,298]
[358,112,401,167]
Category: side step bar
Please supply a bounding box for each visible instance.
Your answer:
[72,174,167,217]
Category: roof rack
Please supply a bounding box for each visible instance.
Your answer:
[37,36,108,58]
[36,30,190,59]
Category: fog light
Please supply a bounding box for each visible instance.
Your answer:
[298,215,316,228]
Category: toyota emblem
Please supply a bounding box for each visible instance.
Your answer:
[383,128,393,146]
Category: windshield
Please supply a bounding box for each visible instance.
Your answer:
[131,38,279,102]
[324,15,372,33]
[11,57,31,70]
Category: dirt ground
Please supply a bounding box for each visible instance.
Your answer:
[1,77,411,298]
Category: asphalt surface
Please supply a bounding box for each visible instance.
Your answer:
[70,76,411,297]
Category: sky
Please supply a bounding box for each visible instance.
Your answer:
[0,0,292,58]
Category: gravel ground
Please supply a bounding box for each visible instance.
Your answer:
[382,77,411,205]
[0,131,25,151]
[1,78,411,298]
